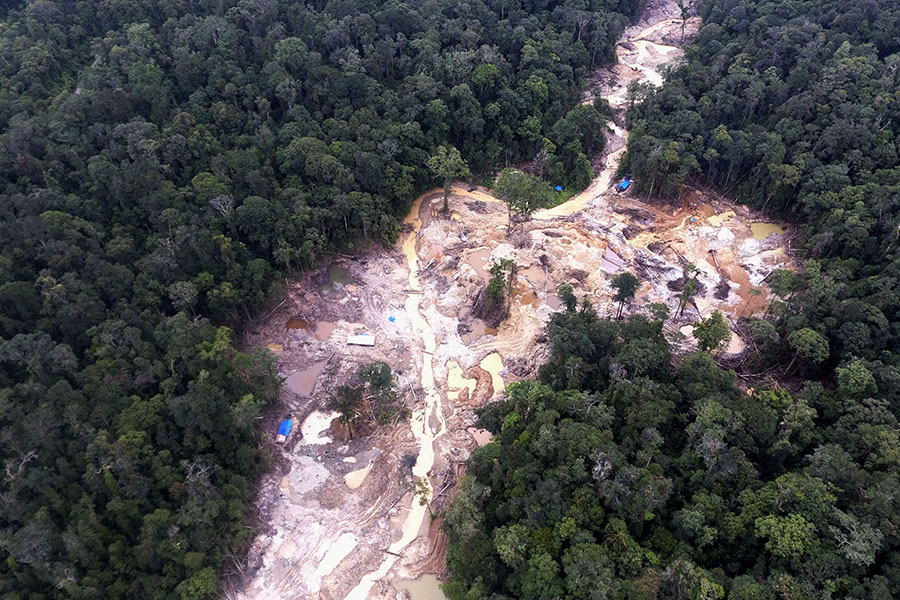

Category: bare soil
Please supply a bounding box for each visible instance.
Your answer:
[233,1,795,598]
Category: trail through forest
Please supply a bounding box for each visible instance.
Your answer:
[235,1,794,598]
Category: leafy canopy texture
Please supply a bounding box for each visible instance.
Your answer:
[443,304,898,599]
[0,0,642,597]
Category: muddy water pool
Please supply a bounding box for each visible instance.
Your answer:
[284,361,326,396]
[467,248,492,282]
[750,222,784,240]
[317,264,358,294]
[286,318,335,341]
[394,574,447,600]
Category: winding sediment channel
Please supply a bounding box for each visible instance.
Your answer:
[344,6,696,599]
[345,195,447,599]
[238,3,751,599]
[344,7,695,598]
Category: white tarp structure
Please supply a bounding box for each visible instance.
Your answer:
[347,334,375,347]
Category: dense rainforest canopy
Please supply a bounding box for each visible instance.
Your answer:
[441,1,900,599]
[0,0,643,598]
[443,302,900,599]
[623,0,900,375]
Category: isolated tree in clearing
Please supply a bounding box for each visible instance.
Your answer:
[427,145,471,213]
[493,168,556,231]
[692,310,731,353]
[610,271,640,320]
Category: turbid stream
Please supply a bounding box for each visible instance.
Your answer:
[343,11,685,599]
[345,193,448,600]
[237,6,794,599]
[343,8,692,599]
[535,16,681,220]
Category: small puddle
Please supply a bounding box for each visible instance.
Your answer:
[479,353,505,399]
[301,410,339,445]
[313,321,336,341]
[522,266,547,288]
[546,294,563,310]
[286,317,311,330]
[344,464,373,489]
[515,287,541,309]
[427,244,444,264]
[707,210,735,227]
[285,361,326,396]
[286,318,336,341]
[750,222,784,240]
[318,264,357,295]
[468,427,493,446]
[467,248,492,282]
[462,320,498,344]
[446,361,477,401]
[394,574,447,600]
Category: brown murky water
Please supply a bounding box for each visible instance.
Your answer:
[285,361,326,397]
[468,428,493,446]
[515,287,541,309]
[522,266,547,288]
[546,294,563,310]
[462,320,498,344]
[286,318,311,330]
[313,321,335,341]
[707,209,735,226]
[467,248,492,282]
[750,222,784,240]
[394,574,446,600]
[286,318,335,341]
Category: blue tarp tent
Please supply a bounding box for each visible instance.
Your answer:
[615,175,632,193]
[276,414,293,443]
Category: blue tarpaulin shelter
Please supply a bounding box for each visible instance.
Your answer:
[615,175,632,193]
[554,185,563,192]
[276,414,293,443]
[277,419,293,436]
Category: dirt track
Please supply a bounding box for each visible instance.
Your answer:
[234,1,795,598]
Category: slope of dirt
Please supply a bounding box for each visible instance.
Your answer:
[234,1,795,598]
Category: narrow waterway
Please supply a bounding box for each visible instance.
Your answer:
[344,194,447,600]
[344,8,689,599]
[535,16,684,220]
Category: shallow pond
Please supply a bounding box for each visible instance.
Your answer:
[393,574,447,600]
[750,222,784,240]
[318,264,357,294]
[285,361,326,397]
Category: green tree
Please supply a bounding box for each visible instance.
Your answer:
[493,168,555,231]
[329,385,364,440]
[427,145,470,213]
[755,514,816,559]
[693,311,731,353]
[786,328,830,373]
[557,283,577,312]
[610,271,640,320]
[648,302,670,321]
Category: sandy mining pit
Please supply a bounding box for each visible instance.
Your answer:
[234,183,793,600]
[234,1,795,599]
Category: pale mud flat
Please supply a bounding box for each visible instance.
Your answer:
[235,1,794,598]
